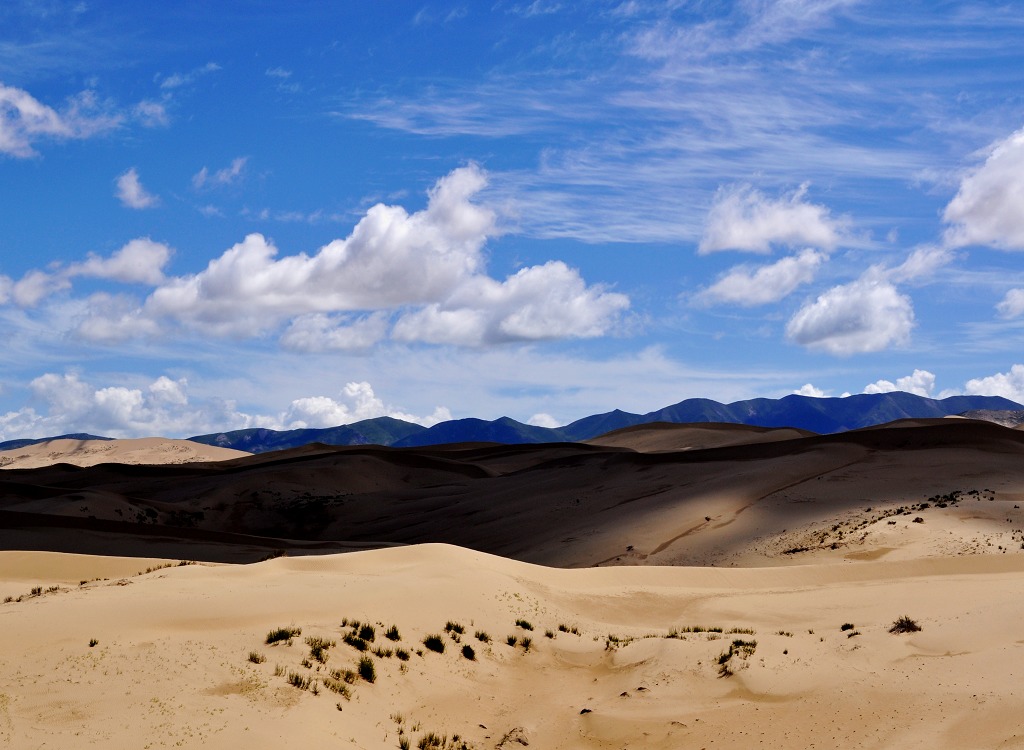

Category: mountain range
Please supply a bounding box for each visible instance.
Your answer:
[186,391,1024,454]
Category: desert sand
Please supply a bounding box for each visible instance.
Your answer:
[0,437,249,470]
[3,419,1024,747]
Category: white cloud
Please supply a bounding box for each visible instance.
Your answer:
[133,100,169,128]
[11,270,71,307]
[115,167,159,209]
[786,276,915,355]
[70,238,172,285]
[391,261,628,346]
[0,371,451,440]
[281,381,450,429]
[81,165,628,347]
[961,364,1024,404]
[0,83,120,157]
[158,62,220,90]
[696,248,825,306]
[863,369,936,397]
[527,412,561,428]
[886,245,955,283]
[793,383,828,397]
[944,126,1024,250]
[265,67,292,79]
[192,157,248,189]
[280,313,390,353]
[996,289,1024,319]
[698,183,847,254]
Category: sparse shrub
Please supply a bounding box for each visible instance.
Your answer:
[30,586,42,596]
[396,648,410,661]
[323,677,351,698]
[544,629,555,639]
[474,630,490,643]
[89,638,99,648]
[248,650,265,663]
[840,623,855,631]
[506,635,517,647]
[306,636,335,663]
[266,626,301,644]
[273,664,285,676]
[423,634,445,653]
[300,658,313,668]
[889,615,922,634]
[461,644,476,660]
[418,732,446,749]
[287,671,311,690]
[358,655,376,683]
[372,647,393,658]
[444,621,465,635]
[343,633,369,651]
[521,637,532,652]
[399,738,411,750]
[776,630,793,637]
[847,630,860,638]
[385,625,401,641]
[358,624,376,642]
[310,681,320,696]
[515,618,534,631]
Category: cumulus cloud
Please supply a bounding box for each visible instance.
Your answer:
[392,261,629,346]
[699,183,846,254]
[115,167,159,209]
[280,313,390,352]
[0,239,173,311]
[192,157,248,189]
[281,381,450,429]
[70,238,172,285]
[527,412,561,428]
[996,289,1024,319]
[0,83,121,158]
[696,248,825,306]
[944,127,1024,250]
[0,372,451,440]
[863,369,936,398]
[961,364,1024,404]
[80,165,628,347]
[0,372,212,439]
[785,276,914,355]
[793,383,828,397]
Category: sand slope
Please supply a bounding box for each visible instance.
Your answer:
[0,437,249,469]
[3,420,1024,569]
[2,544,1024,749]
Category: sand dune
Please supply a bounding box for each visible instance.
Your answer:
[584,420,816,452]
[4,420,1024,746]
[2,543,1024,748]
[0,437,249,470]
[3,419,1023,569]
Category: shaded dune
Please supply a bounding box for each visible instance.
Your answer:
[1,419,1023,567]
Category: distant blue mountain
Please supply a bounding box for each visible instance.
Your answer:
[10,393,1018,455]
[188,416,426,454]
[391,392,1024,448]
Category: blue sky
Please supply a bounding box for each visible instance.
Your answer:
[2,0,1024,438]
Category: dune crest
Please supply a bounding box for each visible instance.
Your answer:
[0,437,250,469]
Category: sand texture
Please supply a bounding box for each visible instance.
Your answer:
[2,545,1024,748]
[0,437,249,470]
[3,419,1024,747]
